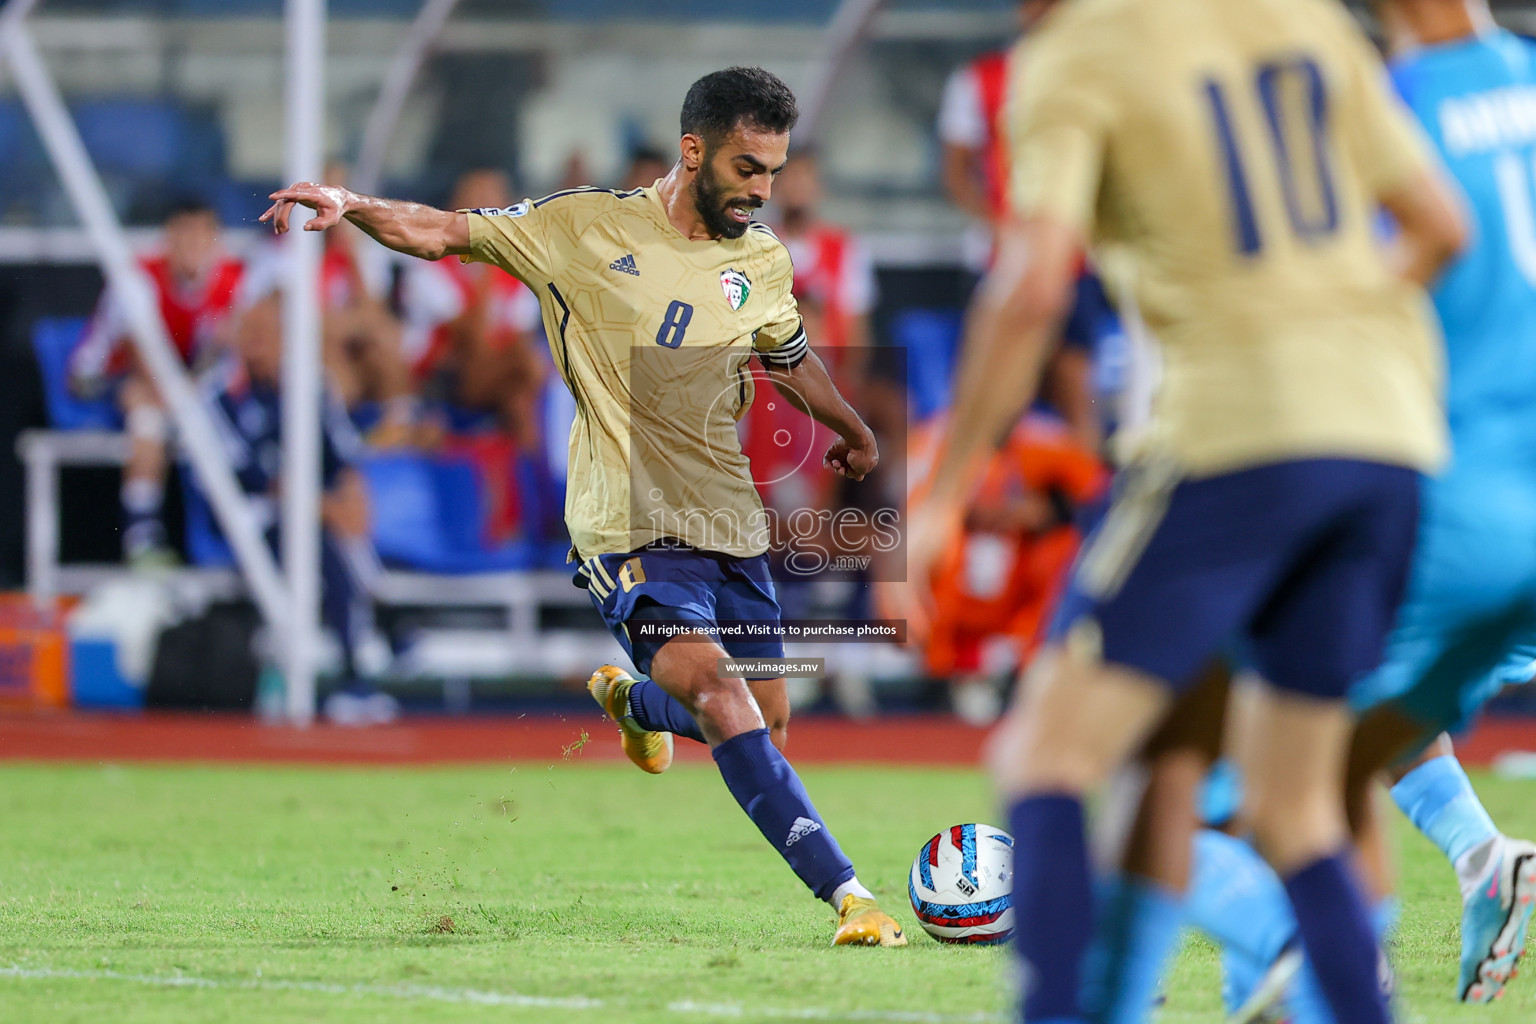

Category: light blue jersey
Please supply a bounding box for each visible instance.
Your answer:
[1393,30,1536,454]
[1351,30,1536,729]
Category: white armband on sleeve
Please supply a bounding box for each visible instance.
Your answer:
[757,323,809,369]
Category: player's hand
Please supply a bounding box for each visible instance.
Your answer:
[886,496,963,647]
[824,430,878,481]
[260,182,352,235]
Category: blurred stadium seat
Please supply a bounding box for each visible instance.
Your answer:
[70,99,228,217]
[31,318,121,432]
[181,451,549,573]
[180,464,236,568]
[0,101,50,221]
[360,453,540,573]
[890,308,963,422]
[72,100,190,181]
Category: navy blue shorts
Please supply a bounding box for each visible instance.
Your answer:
[574,545,785,677]
[1049,458,1421,699]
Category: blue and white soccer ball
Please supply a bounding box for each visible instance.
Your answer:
[908,823,1014,944]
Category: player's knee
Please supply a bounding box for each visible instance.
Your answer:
[1014,745,1110,795]
[998,713,1122,794]
[993,717,1109,796]
[687,675,762,738]
[1245,781,1346,875]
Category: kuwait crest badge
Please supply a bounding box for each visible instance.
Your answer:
[720,268,751,311]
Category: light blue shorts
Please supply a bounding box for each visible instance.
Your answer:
[1349,462,1536,734]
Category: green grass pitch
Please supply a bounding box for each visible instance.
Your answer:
[0,756,1532,1023]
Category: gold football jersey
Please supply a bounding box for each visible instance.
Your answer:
[462,185,804,559]
[1008,0,1447,476]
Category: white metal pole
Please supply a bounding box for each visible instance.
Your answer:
[282,0,327,727]
[797,0,889,141]
[0,24,293,636]
[0,0,45,41]
[20,436,59,609]
[352,0,461,197]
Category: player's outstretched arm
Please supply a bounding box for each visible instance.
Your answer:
[259,183,471,261]
[763,350,878,481]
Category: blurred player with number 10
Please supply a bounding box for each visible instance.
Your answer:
[900,0,1466,1021]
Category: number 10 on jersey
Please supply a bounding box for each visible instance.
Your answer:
[1204,56,1341,256]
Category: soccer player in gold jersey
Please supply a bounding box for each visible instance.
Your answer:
[898,0,1467,1020]
[262,67,905,948]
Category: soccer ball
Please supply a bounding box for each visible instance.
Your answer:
[907,823,1014,944]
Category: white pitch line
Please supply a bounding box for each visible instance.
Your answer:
[668,1000,1000,1022]
[0,965,602,1009]
[0,965,1004,1023]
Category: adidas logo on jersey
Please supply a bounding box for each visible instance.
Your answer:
[785,816,822,847]
[609,253,640,276]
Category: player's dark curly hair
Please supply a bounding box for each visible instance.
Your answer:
[680,66,799,146]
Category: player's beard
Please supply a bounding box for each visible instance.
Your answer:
[692,156,761,239]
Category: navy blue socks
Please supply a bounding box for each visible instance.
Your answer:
[712,728,855,902]
[1283,853,1390,1024]
[626,678,706,744]
[1009,794,1094,1023]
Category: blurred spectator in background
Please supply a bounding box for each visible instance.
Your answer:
[775,150,876,404]
[409,168,547,453]
[908,411,1106,725]
[243,165,418,447]
[392,250,463,447]
[393,168,557,550]
[203,290,396,726]
[936,0,1055,234]
[69,198,244,566]
[556,150,595,192]
[619,145,671,190]
[315,164,418,449]
[936,0,1103,453]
